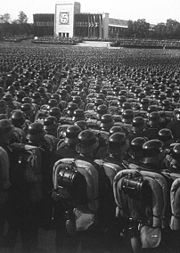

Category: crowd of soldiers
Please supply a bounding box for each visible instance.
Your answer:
[0,45,180,253]
[111,38,180,49]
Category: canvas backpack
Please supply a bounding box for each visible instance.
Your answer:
[53,158,99,232]
[94,159,121,185]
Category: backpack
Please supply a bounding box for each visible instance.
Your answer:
[113,169,148,220]
[128,164,169,229]
[163,172,180,231]
[140,170,168,229]
[53,160,87,205]
[136,170,168,249]
[94,159,121,185]
[53,158,99,232]
[170,177,180,230]
[113,169,163,249]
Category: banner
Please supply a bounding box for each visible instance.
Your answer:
[59,12,69,25]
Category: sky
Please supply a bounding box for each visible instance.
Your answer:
[1,0,180,25]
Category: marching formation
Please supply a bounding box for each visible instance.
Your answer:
[0,45,180,253]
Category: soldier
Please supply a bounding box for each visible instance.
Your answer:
[0,100,8,115]
[3,94,18,116]
[76,129,114,252]
[163,143,180,173]
[27,122,50,151]
[96,104,108,119]
[100,114,114,132]
[158,128,174,150]
[49,107,61,122]
[128,116,147,142]
[0,119,40,252]
[76,129,99,162]
[140,98,149,111]
[72,95,84,109]
[72,109,85,122]
[0,120,12,246]
[44,116,58,138]
[43,116,59,153]
[144,112,160,140]
[128,137,147,167]
[64,102,78,117]
[32,92,42,108]
[141,139,164,171]
[121,109,134,124]
[56,125,81,158]
[0,119,14,149]
[10,110,26,143]
[27,122,56,230]
[21,103,35,122]
[104,132,130,168]
[95,131,131,248]
[167,109,180,141]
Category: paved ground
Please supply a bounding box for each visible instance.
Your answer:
[76,40,123,49]
[0,227,179,253]
[76,41,110,48]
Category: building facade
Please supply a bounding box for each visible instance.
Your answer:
[33,14,54,36]
[33,1,128,39]
[54,1,81,38]
[74,13,104,38]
